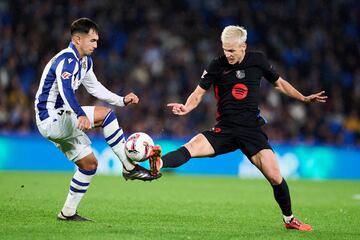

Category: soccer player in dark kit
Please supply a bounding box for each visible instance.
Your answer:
[149,25,327,231]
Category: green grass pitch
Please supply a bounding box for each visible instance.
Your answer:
[1,172,360,240]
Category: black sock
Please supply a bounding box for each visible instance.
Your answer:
[272,178,292,217]
[162,146,191,168]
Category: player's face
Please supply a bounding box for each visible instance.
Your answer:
[77,29,99,57]
[222,40,246,65]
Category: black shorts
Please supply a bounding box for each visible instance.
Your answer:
[202,122,273,160]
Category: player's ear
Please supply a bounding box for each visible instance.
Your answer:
[72,34,81,45]
[242,43,247,50]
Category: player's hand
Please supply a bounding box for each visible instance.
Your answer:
[167,103,189,115]
[77,116,91,131]
[304,91,328,103]
[124,92,139,106]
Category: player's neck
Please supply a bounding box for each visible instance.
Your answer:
[237,52,246,64]
[72,42,85,59]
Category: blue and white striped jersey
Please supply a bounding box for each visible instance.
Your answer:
[35,42,124,122]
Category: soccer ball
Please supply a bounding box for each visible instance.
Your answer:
[125,132,154,162]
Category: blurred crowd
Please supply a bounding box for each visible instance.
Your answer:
[1,0,360,146]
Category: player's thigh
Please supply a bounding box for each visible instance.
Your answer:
[80,106,111,128]
[82,106,95,128]
[45,111,77,140]
[236,126,272,160]
[54,131,93,162]
[251,149,282,185]
[184,133,215,157]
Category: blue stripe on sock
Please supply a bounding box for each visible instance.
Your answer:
[105,128,121,142]
[102,111,116,128]
[109,134,124,147]
[72,178,90,186]
[70,186,87,193]
[78,168,97,176]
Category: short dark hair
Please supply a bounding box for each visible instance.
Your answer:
[70,17,99,35]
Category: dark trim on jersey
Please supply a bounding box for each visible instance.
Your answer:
[37,53,73,121]
[60,57,86,118]
[214,85,220,120]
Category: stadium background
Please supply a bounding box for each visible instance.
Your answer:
[0,0,359,178]
[1,1,360,240]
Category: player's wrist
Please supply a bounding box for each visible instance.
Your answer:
[117,96,125,107]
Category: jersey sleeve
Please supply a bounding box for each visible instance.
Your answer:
[259,53,280,83]
[199,58,221,90]
[82,61,125,107]
[56,56,86,118]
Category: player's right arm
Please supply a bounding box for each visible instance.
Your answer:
[56,55,90,130]
[168,58,219,115]
[168,85,206,115]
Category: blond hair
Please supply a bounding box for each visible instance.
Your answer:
[221,25,247,44]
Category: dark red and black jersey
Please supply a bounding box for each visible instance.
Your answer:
[199,51,279,127]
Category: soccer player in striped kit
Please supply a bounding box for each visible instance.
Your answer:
[35,18,161,221]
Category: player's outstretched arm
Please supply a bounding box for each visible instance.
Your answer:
[167,85,206,115]
[273,77,328,103]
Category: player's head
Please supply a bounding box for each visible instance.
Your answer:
[221,25,247,65]
[71,18,99,57]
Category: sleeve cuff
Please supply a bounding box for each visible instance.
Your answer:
[119,96,125,107]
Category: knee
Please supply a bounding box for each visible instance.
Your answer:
[76,157,98,171]
[94,106,113,127]
[102,107,112,121]
[268,172,283,185]
[102,109,116,125]
[81,161,98,171]
[88,160,98,170]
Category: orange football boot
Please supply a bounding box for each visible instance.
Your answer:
[284,218,313,231]
[149,145,162,176]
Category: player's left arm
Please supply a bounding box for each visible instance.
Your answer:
[273,77,328,103]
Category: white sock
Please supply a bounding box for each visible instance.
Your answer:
[102,111,134,171]
[61,168,96,216]
[283,214,294,224]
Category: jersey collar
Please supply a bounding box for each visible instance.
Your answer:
[235,52,248,67]
[68,42,80,60]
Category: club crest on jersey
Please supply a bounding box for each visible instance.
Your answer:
[236,70,245,79]
[82,59,87,70]
[61,71,72,80]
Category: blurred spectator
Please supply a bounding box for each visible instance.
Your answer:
[0,0,360,146]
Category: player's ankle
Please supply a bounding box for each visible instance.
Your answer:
[283,214,294,224]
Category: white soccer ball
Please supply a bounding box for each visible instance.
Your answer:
[125,132,154,162]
